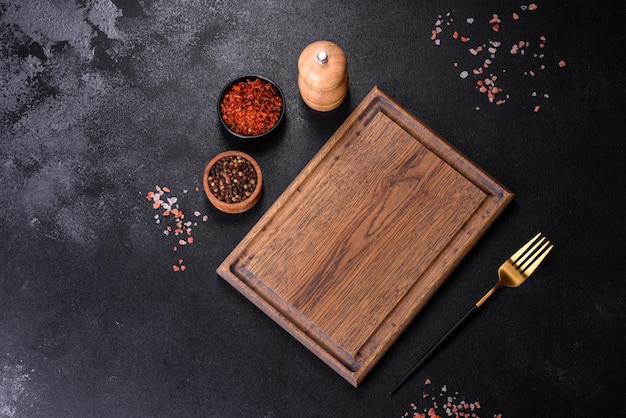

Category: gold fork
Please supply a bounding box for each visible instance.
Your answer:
[389,233,554,396]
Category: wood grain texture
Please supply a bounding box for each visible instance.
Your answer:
[217,86,514,386]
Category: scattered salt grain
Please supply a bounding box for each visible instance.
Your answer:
[145,185,208,272]
[429,4,567,112]
[404,379,500,418]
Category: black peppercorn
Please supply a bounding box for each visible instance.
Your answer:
[207,155,258,203]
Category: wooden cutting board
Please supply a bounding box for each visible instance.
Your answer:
[217,86,513,386]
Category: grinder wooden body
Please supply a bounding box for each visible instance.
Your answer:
[298,40,348,111]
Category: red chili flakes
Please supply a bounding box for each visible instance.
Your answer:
[220,78,283,136]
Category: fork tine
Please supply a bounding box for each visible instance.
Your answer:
[509,232,542,265]
[517,236,547,270]
[510,233,553,276]
[521,242,553,276]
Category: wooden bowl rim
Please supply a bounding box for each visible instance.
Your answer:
[203,150,263,214]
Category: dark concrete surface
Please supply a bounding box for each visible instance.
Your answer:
[1,0,625,416]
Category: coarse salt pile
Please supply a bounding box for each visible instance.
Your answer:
[145,185,208,272]
[430,2,567,112]
[402,379,503,418]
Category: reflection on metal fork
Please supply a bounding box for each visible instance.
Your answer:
[476,233,553,307]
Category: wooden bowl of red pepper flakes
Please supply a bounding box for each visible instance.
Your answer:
[203,150,263,214]
[218,75,285,140]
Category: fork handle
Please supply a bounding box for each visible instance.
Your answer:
[389,305,479,396]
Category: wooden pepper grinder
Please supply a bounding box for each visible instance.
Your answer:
[298,40,349,112]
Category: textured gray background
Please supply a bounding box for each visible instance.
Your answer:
[1,0,625,416]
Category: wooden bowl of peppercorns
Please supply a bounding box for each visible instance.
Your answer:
[203,151,263,214]
[218,75,285,140]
